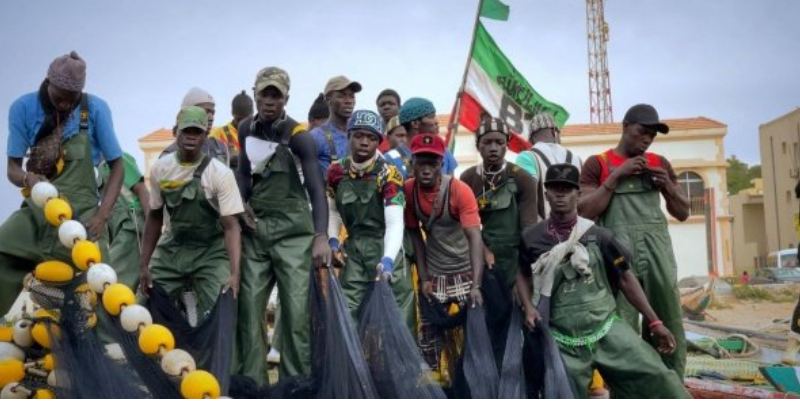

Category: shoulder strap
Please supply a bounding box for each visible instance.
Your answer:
[566,149,574,165]
[323,125,338,160]
[79,94,89,131]
[532,148,552,168]
[222,125,234,145]
[427,176,452,230]
[193,155,213,180]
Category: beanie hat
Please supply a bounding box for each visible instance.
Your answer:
[347,110,385,140]
[231,90,254,117]
[308,93,329,120]
[47,51,86,92]
[182,87,215,107]
[399,97,435,125]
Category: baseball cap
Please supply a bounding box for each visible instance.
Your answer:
[410,133,445,157]
[254,67,290,95]
[176,106,209,132]
[544,163,580,189]
[347,110,385,140]
[623,104,669,134]
[476,117,510,139]
[324,75,362,96]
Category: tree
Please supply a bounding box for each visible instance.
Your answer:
[727,156,761,195]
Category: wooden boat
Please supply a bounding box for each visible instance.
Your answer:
[681,278,716,316]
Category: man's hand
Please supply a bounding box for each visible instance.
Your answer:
[421,280,433,300]
[139,266,153,297]
[523,305,541,331]
[484,246,495,271]
[470,286,483,308]
[84,211,110,241]
[651,324,677,354]
[242,204,257,232]
[329,238,346,268]
[613,156,648,179]
[24,173,49,189]
[648,167,672,190]
[375,257,394,282]
[312,234,332,269]
[223,272,241,298]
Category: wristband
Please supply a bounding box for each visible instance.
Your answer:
[648,320,663,330]
[602,182,615,192]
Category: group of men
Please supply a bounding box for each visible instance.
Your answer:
[1,51,693,398]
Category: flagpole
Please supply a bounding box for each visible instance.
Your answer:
[447,0,484,147]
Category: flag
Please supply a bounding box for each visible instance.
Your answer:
[480,0,510,21]
[449,22,570,153]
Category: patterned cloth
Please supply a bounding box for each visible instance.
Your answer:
[326,156,405,207]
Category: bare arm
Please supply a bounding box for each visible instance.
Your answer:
[132,182,150,217]
[464,226,485,306]
[7,157,48,189]
[290,131,331,268]
[618,269,676,354]
[221,215,241,298]
[85,157,123,240]
[654,168,690,221]
[138,207,164,295]
[409,226,427,281]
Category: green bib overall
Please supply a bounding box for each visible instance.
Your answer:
[334,161,415,334]
[237,131,313,383]
[598,167,686,379]
[548,239,689,399]
[477,172,521,291]
[149,155,229,322]
[0,105,109,315]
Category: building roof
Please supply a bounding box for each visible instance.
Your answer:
[138,128,173,144]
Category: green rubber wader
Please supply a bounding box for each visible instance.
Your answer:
[335,166,415,334]
[148,155,229,321]
[598,171,687,379]
[237,139,313,384]
[549,242,689,399]
[0,128,109,316]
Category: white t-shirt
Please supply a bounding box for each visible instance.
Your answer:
[149,153,244,217]
[245,136,305,183]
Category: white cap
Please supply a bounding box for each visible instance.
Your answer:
[181,87,215,107]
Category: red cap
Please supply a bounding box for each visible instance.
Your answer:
[410,133,445,157]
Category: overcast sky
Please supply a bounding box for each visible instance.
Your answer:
[1,0,798,220]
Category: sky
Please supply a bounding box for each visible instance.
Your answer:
[0,0,798,220]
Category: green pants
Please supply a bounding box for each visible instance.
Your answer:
[489,242,519,291]
[108,226,141,291]
[558,320,690,399]
[0,203,109,317]
[149,237,229,320]
[340,236,415,334]
[237,226,313,384]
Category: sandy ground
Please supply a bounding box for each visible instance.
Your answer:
[704,299,796,335]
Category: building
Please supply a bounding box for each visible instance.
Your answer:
[451,115,733,280]
[140,115,733,280]
[730,179,767,273]
[759,108,800,255]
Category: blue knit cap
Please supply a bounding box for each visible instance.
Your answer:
[399,97,436,125]
[347,110,385,140]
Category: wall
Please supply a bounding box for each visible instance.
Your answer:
[730,193,767,273]
[759,108,800,254]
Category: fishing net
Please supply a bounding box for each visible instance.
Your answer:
[145,284,236,395]
[524,297,577,399]
[357,279,446,399]
[498,307,526,399]
[41,277,149,399]
[481,269,513,371]
[310,267,377,399]
[460,305,500,398]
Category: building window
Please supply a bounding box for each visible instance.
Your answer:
[677,171,705,216]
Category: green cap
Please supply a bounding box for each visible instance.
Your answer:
[176,106,208,132]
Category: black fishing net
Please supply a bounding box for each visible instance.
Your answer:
[460,305,500,399]
[481,269,512,371]
[498,307,526,399]
[43,278,148,399]
[146,284,236,396]
[524,296,577,399]
[357,279,446,399]
[310,266,377,399]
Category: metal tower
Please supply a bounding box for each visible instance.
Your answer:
[586,0,614,123]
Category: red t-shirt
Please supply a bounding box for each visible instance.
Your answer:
[404,177,481,229]
[580,149,677,189]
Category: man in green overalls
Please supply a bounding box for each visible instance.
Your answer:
[1,51,124,316]
[578,104,690,379]
[326,110,413,331]
[99,152,149,289]
[235,67,331,383]
[460,118,538,291]
[139,106,242,323]
[518,163,689,399]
